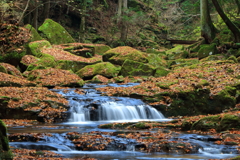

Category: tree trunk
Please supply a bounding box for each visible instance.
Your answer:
[117,0,123,22]
[120,0,128,42]
[200,0,216,43]
[79,0,87,42]
[212,0,240,42]
[33,0,38,29]
[235,0,240,15]
[43,0,51,19]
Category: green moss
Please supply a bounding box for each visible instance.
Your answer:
[0,120,12,160]
[227,55,238,63]
[119,59,155,77]
[198,43,218,59]
[219,114,240,131]
[157,80,178,89]
[38,19,75,44]
[24,24,43,42]
[28,40,52,57]
[103,46,148,65]
[76,62,120,79]
[191,115,220,131]
[154,66,170,77]
[0,65,7,74]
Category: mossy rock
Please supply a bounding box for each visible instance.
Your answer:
[83,44,111,55]
[24,24,43,42]
[227,55,238,63]
[0,120,12,159]
[146,53,168,68]
[165,45,188,60]
[76,62,120,79]
[191,115,220,131]
[26,54,56,71]
[56,60,96,73]
[154,66,170,77]
[168,58,199,69]
[200,54,227,62]
[38,19,75,45]
[28,40,52,57]
[0,63,23,78]
[27,68,84,87]
[91,75,109,83]
[219,114,240,131]
[190,114,240,131]
[119,59,156,77]
[103,46,148,65]
[198,43,218,59]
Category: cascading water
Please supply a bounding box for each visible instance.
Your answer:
[53,83,166,122]
[68,101,165,122]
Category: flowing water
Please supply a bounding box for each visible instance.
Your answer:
[9,83,239,160]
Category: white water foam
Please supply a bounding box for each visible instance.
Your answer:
[68,101,165,122]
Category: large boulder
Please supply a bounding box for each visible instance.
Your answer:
[25,68,85,87]
[76,62,120,79]
[119,59,156,77]
[38,19,75,44]
[0,120,12,159]
[41,47,102,72]
[103,46,148,65]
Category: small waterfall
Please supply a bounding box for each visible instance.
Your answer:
[69,101,165,122]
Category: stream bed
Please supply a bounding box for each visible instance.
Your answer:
[8,83,239,160]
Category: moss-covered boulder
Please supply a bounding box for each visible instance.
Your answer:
[38,19,75,44]
[190,114,240,132]
[103,46,148,65]
[166,45,188,60]
[76,62,120,79]
[198,43,218,59]
[119,59,156,77]
[24,24,43,42]
[40,47,102,72]
[26,68,84,87]
[25,54,57,71]
[0,120,12,159]
[28,40,52,57]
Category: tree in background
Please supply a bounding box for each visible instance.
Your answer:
[212,0,240,42]
[200,0,217,43]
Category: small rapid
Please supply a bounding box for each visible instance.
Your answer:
[55,83,166,122]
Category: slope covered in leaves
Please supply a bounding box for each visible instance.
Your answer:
[0,87,69,123]
[26,68,84,87]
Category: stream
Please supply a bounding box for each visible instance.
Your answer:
[9,83,239,160]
